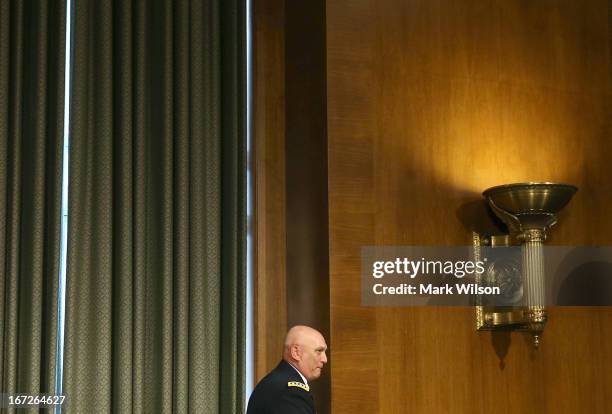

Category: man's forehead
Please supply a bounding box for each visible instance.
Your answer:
[313,336,327,349]
[301,334,325,348]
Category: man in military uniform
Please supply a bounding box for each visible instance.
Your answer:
[247,325,328,414]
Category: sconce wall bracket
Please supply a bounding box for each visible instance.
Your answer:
[473,182,577,347]
[473,232,530,331]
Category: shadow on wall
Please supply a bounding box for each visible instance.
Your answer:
[555,260,612,305]
[456,198,507,237]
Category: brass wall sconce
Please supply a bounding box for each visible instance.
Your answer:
[473,182,577,347]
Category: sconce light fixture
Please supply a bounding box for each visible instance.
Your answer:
[473,182,577,347]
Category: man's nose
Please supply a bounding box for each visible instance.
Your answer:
[321,352,328,364]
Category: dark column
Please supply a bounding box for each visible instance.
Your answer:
[285,0,330,412]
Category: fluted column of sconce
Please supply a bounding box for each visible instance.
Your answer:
[521,229,547,347]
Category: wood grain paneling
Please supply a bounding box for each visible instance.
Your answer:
[253,2,331,412]
[285,0,331,411]
[327,1,612,413]
[253,0,287,382]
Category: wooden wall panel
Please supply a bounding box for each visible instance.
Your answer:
[253,2,331,412]
[327,1,612,413]
[253,0,287,382]
[285,0,331,411]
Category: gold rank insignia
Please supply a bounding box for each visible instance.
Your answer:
[287,381,310,392]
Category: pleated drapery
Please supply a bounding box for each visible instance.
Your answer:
[0,0,66,401]
[62,1,246,413]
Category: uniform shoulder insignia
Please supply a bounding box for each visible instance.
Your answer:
[287,381,310,392]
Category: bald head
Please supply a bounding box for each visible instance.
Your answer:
[283,325,328,381]
[284,325,322,349]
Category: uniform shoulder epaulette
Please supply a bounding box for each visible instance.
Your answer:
[287,381,309,392]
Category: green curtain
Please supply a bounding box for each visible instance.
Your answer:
[0,0,66,403]
[63,0,246,413]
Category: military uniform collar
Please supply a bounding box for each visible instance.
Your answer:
[286,361,309,386]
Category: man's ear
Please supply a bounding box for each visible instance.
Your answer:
[290,344,301,361]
